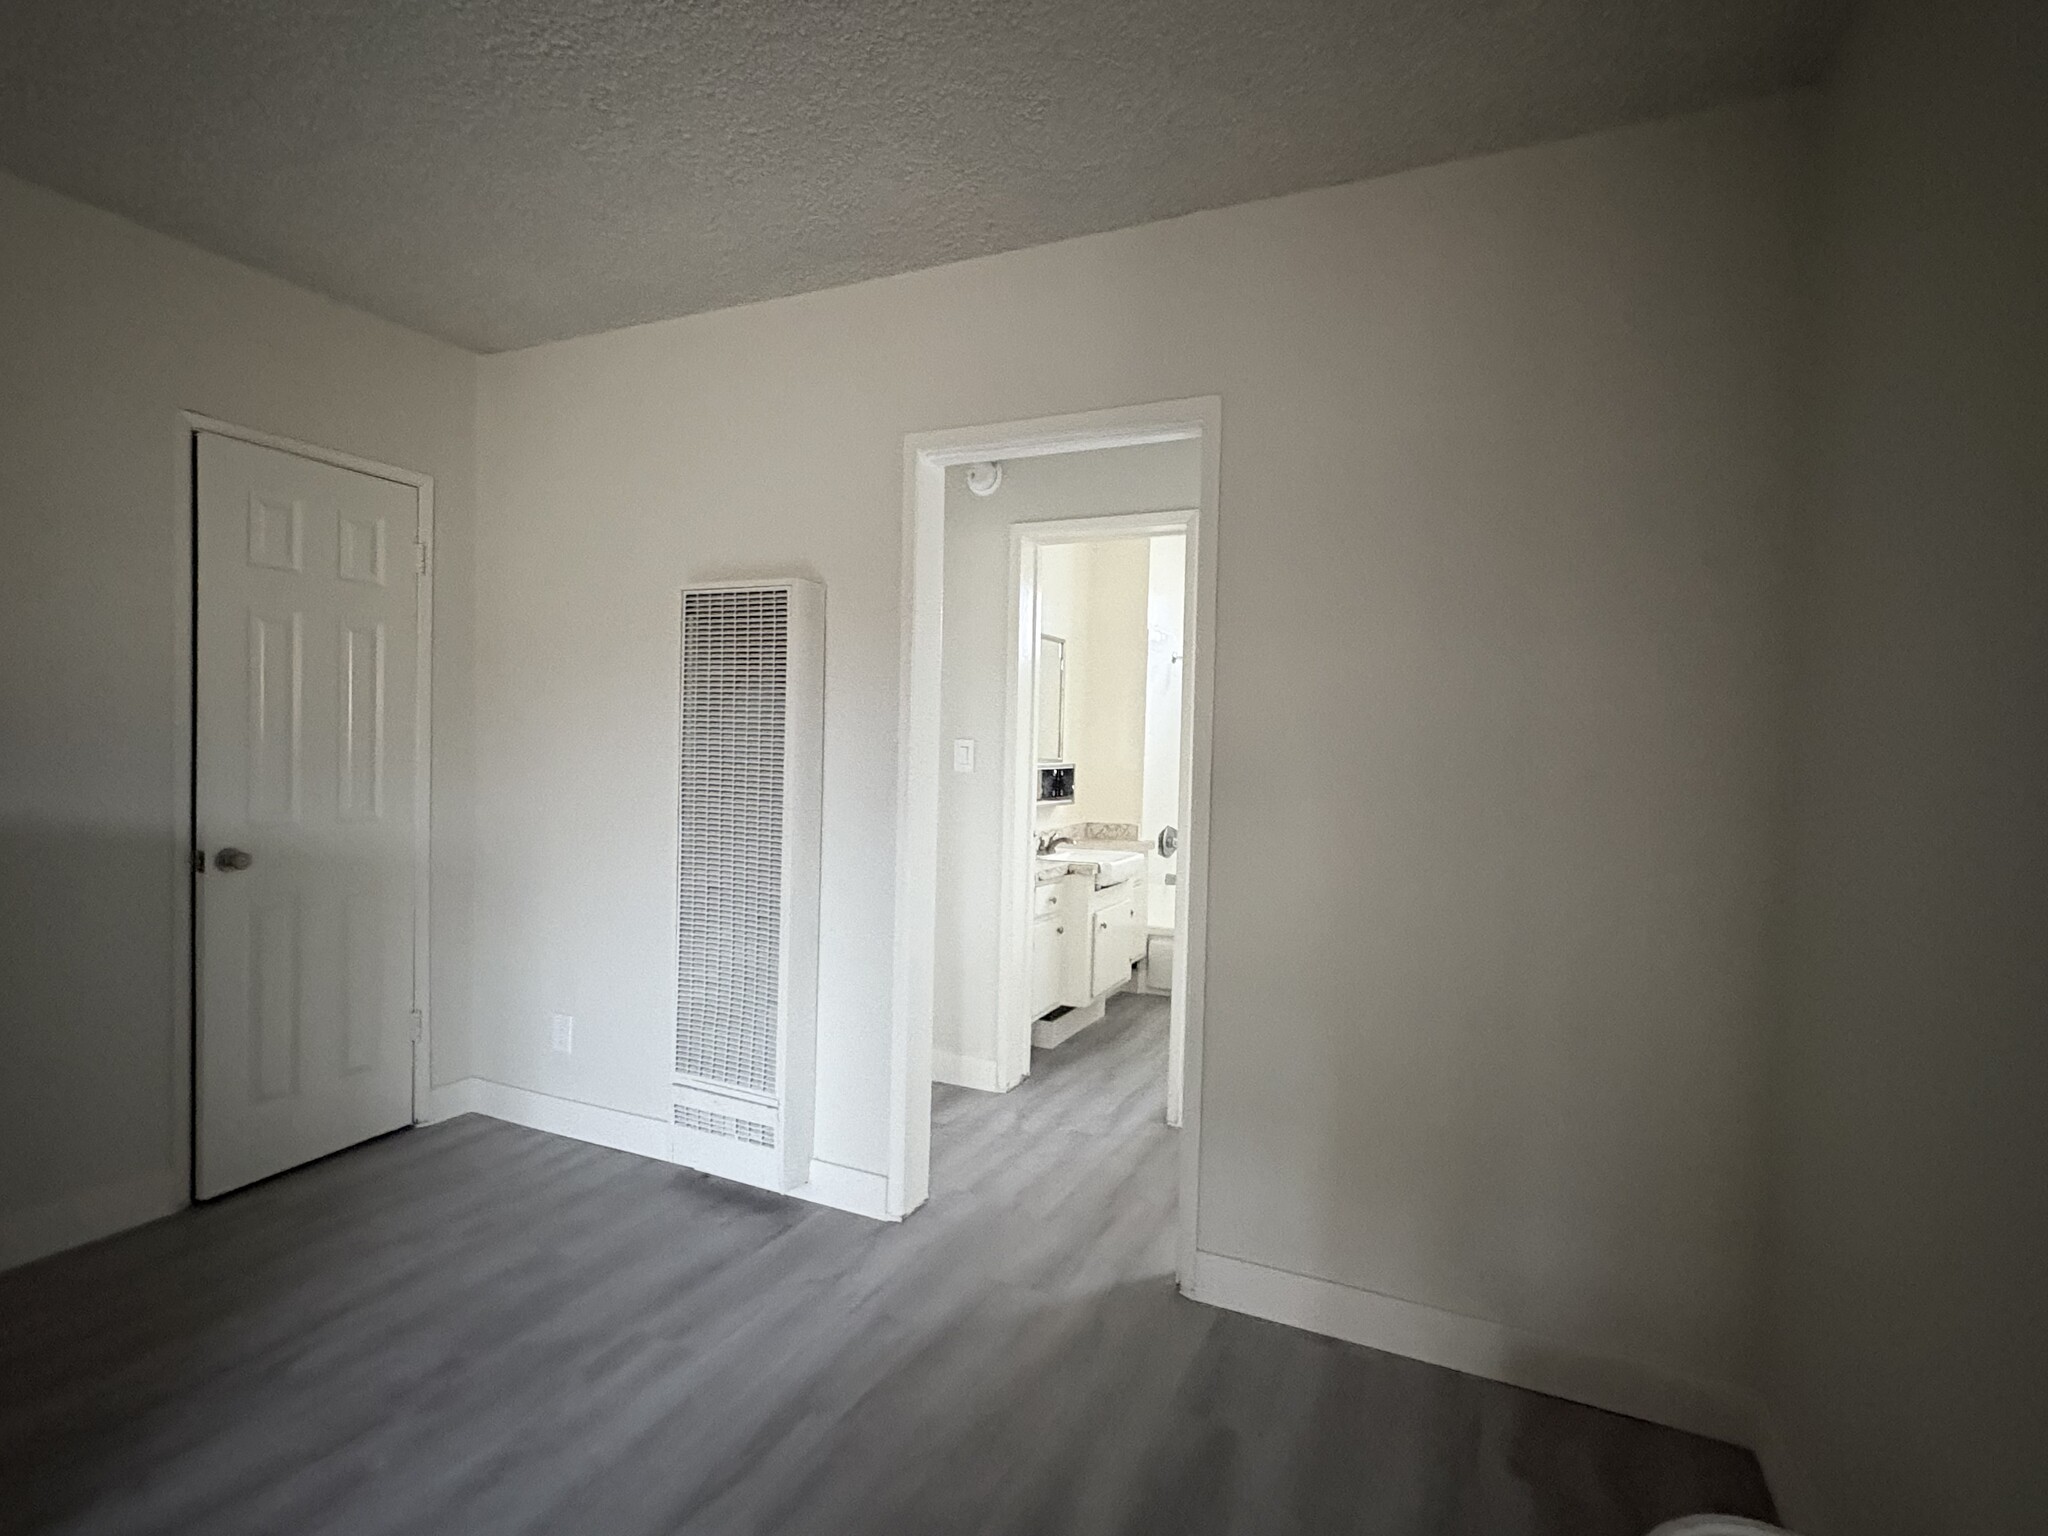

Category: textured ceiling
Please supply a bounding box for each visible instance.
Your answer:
[0,1,1853,352]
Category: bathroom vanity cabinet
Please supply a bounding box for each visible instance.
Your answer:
[1028,880,1071,1021]
[1030,867,1144,1025]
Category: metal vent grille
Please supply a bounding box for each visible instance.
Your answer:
[676,586,789,1097]
[674,1102,776,1149]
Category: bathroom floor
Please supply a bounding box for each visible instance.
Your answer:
[0,994,1775,1534]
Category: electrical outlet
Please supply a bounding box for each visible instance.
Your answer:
[550,1013,574,1054]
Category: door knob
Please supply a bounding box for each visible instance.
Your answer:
[213,847,253,871]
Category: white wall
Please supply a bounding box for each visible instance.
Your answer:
[1030,539,1080,837]
[0,171,478,1268]
[1069,537,1151,827]
[1033,537,1083,827]
[932,446,1196,1083]
[471,95,1809,1412]
[1765,1,2048,1530]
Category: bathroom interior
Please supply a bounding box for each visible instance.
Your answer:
[1027,532,1186,1051]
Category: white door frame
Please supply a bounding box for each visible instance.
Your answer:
[995,511,1193,1113]
[171,412,435,1199]
[890,396,1219,1289]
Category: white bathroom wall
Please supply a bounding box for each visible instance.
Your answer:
[1069,539,1151,827]
[936,445,1202,1084]
[1765,0,2048,1530]
[1032,537,1080,839]
[1032,538,1082,840]
[470,96,1809,1421]
[0,171,478,1270]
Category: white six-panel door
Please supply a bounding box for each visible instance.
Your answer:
[195,432,420,1198]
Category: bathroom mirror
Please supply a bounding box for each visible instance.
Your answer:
[1036,634,1067,761]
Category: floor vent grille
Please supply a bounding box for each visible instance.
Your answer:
[674,1101,776,1149]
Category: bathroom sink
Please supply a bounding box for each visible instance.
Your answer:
[1039,847,1146,888]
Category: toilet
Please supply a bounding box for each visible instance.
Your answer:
[1648,1519,1794,1535]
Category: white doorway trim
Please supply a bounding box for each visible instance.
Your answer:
[890,396,1220,1291]
[172,412,436,1199]
[995,511,1194,1111]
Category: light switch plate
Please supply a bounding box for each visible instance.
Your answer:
[952,738,975,774]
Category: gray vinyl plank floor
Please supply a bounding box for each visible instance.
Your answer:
[0,994,1776,1535]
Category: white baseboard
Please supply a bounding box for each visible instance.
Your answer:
[427,1077,894,1222]
[1031,995,1106,1049]
[931,1049,1001,1092]
[428,1076,668,1158]
[0,1169,186,1274]
[1185,1249,1760,1449]
[789,1158,894,1220]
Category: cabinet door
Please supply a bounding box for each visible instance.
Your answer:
[1090,909,1127,996]
[1030,914,1063,1019]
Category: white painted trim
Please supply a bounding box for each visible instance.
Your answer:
[1186,1249,1762,1449]
[427,1079,895,1222]
[788,1159,895,1221]
[1006,510,1200,542]
[1030,994,1107,1049]
[890,449,946,1218]
[931,1050,1002,1093]
[181,412,439,491]
[993,533,1033,1090]
[0,1172,186,1275]
[1174,418,1221,1275]
[424,1076,483,1119]
[895,397,1221,1269]
[904,411,1209,468]
[169,418,197,1205]
[428,1078,667,1158]
[411,484,436,1121]
[178,414,437,1179]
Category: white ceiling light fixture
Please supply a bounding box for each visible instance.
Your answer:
[965,461,1004,497]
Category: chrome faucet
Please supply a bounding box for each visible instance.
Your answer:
[1037,832,1074,855]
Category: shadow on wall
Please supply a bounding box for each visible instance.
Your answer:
[0,817,180,1220]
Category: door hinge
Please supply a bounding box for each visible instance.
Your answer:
[409,1008,425,1043]
[415,542,429,577]
[193,849,206,874]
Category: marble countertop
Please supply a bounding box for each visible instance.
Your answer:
[1035,841,1149,884]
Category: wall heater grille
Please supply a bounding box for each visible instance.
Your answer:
[677,585,788,1096]
[674,1101,776,1149]
[671,579,824,1192]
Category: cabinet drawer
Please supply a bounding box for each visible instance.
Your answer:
[1033,881,1066,918]
[1088,879,1122,914]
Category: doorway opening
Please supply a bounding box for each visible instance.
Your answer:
[890,398,1218,1290]
[1002,518,1189,1112]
